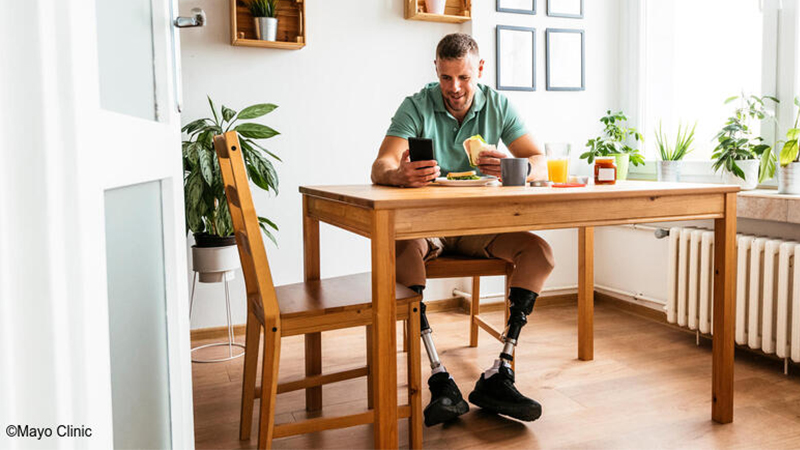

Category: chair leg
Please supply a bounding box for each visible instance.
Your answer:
[257,318,281,450]
[407,302,423,449]
[304,332,322,411]
[366,325,374,410]
[239,312,261,441]
[470,276,480,347]
[402,320,408,353]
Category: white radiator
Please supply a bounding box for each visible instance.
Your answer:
[665,227,800,363]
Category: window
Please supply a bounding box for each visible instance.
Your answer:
[637,0,775,161]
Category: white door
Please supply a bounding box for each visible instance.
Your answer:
[91,0,201,447]
[0,0,199,448]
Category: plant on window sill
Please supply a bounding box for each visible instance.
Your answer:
[182,96,280,246]
[711,93,778,183]
[776,96,800,194]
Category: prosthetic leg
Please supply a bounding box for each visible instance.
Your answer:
[410,286,469,426]
[468,287,543,422]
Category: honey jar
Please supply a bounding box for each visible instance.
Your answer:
[594,157,617,185]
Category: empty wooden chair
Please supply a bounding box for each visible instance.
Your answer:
[213,131,423,449]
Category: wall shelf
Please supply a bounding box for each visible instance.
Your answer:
[405,0,471,23]
[230,0,306,49]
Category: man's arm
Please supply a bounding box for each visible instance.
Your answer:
[371,135,441,187]
[476,134,547,181]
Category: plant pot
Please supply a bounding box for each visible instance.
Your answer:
[657,160,682,182]
[192,244,240,283]
[425,0,447,14]
[777,162,800,195]
[254,17,278,41]
[722,159,759,190]
[614,153,630,180]
[194,232,236,248]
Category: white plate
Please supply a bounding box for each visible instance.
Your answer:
[434,176,497,187]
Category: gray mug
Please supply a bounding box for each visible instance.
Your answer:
[500,158,530,186]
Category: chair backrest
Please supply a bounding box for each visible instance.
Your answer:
[213,131,280,327]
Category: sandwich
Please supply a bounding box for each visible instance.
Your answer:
[446,170,480,181]
[462,134,497,167]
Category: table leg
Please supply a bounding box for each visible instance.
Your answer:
[712,192,736,423]
[303,196,322,411]
[371,210,398,449]
[578,226,594,361]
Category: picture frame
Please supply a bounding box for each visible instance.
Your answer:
[546,0,583,18]
[496,26,536,92]
[496,0,536,15]
[545,28,585,91]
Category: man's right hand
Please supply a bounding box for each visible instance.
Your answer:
[394,149,440,188]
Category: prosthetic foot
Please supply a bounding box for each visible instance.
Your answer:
[468,361,542,422]
[410,286,469,426]
[469,287,542,422]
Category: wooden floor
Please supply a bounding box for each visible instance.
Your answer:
[192,302,800,449]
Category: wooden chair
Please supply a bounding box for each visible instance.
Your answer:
[213,131,423,449]
[425,256,514,351]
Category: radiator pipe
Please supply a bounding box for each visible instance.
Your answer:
[620,223,670,239]
[453,284,665,310]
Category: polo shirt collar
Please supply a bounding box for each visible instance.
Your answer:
[431,83,487,118]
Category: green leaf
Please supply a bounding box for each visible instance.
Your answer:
[780,140,799,166]
[724,95,739,104]
[258,216,279,230]
[182,118,208,134]
[207,96,219,126]
[259,222,278,247]
[235,123,280,139]
[237,103,279,120]
[198,146,214,186]
[221,105,237,123]
[245,139,283,162]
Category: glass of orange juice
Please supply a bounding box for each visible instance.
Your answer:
[545,143,571,183]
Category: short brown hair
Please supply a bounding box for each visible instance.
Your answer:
[436,33,480,60]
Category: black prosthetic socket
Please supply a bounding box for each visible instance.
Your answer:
[409,285,431,332]
[504,288,538,343]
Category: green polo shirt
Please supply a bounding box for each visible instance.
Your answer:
[386,82,528,175]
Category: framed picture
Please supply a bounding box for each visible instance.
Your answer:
[547,0,583,18]
[545,28,585,91]
[496,0,536,15]
[496,26,536,92]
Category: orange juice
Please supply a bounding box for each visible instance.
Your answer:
[547,158,569,183]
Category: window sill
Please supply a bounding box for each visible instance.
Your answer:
[737,189,800,224]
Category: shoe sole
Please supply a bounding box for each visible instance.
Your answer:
[423,399,469,427]
[468,392,542,422]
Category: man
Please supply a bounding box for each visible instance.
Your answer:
[371,33,555,427]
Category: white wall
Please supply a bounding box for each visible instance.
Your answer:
[180,0,621,329]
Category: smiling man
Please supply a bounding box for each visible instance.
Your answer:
[371,33,555,427]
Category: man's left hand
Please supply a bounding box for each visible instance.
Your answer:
[476,149,507,178]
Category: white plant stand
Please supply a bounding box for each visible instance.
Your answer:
[190,245,246,363]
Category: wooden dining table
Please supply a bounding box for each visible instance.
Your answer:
[299,180,739,449]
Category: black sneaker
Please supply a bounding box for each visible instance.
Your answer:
[468,365,542,422]
[423,372,469,427]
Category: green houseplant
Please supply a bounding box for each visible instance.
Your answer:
[580,110,645,180]
[183,96,280,247]
[249,0,279,41]
[654,121,695,182]
[711,94,778,189]
[776,96,800,194]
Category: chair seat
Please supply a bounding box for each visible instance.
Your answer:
[425,255,513,278]
[276,272,419,319]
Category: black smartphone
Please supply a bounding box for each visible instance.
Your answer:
[408,137,434,165]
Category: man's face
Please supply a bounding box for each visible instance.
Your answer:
[435,54,484,115]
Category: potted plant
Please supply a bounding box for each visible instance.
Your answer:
[580,110,645,180]
[711,94,778,190]
[776,96,800,194]
[183,96,280,281]
[248,0,279,42]
[654,121,695,182]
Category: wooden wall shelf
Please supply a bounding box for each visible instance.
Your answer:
[405,0,471,23]
[230,0,306,49]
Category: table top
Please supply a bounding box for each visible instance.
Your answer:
[299,181,740,210]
